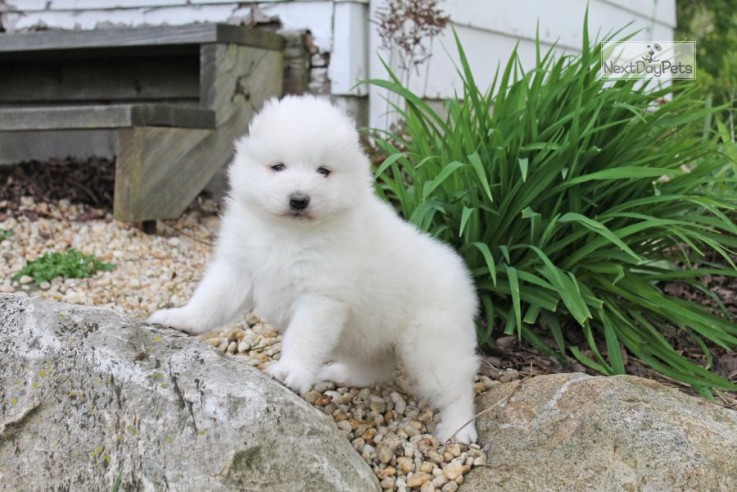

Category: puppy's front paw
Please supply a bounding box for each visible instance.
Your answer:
[147,307,203,335]
[265,359,315,395]
[317,362,355,386]
[435,419,478,445]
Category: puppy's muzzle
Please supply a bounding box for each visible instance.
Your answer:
[289,192,310,212]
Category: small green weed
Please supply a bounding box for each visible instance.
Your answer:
[0,229,13,242]
[13,248,116,284]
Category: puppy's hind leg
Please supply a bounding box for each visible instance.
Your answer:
[398,314,479,444]
[317,353,396,388]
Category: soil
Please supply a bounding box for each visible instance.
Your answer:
[2,157,736,409]
[0,157,115,221]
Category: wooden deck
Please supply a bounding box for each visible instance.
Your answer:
[0,24,285,223]
[0,105,216,131]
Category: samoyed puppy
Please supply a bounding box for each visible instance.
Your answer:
[148,95,479,443]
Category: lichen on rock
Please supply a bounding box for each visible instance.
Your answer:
[0,294,379,491]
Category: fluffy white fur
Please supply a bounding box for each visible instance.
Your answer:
[148,95,480,443]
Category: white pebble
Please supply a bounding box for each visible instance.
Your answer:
[95,276,112,287]
[362,444,375,461]
[441,481,458,492]
[304,390,321,404]
[432,475,448,487]
[378,445,394,464]
[420,479,436,492]
[446,443,461,457]
[204,338,221,347]
[370,399,386,414]
[442,463,464,481]
[243,331,257,345]
[18,275,33,285]
[395,477,407,490]
[403,442,416,458]
[313,381,335,392]
[395,397,407,415]
[0,194,496,490]
[325,390,342,400]
[65,291,80,303]
[403,425,420,438]
[407,471,432,488]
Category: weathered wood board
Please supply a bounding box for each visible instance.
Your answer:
[0,24,284,53]
[1,54,200,104]
[0,105,215,132]
[0,24,284,222]
[113,44,283,222]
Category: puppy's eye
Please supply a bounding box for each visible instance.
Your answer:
[316,166,331,177]
[271,163,286,172]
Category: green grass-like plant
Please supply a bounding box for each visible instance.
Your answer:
[0,229,13,242]
[13,248,115,285]
[368,24,737,396]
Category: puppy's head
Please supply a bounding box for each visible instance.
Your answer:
[229,95,372,222]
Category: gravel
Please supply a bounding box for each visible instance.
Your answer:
[0,195,502,491]
[185,291,499,492]
[0,197,214,314]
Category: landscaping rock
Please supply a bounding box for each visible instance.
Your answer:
[0,294,380,491]
[464,373,737,491]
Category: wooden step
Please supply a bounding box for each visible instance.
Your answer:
[0,23,284,223]
[0,23,284,54]
[0,104,216,132]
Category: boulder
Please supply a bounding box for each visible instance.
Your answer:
[0,294,379,491]
[465,372,737,491]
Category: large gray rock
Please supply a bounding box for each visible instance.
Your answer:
[0,294,379,491]
[465,373,737,491]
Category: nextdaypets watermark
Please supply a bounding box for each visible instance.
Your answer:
[601,41,696,80]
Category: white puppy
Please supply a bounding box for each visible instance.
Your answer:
[149,95,480,443]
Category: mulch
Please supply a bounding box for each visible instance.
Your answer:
[0,157,114,221]
[0,157,217,222]
[2,158,736,407]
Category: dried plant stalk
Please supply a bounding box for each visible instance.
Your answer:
[373,0,450,75]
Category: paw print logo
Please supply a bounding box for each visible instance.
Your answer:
[642,43,662,63]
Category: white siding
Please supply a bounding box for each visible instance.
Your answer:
[329,1,369,96]
[47,1,187,8]
[368,0,675,129]
[416,0,675,97]
[1,0,676,129]
[2,1,346,52]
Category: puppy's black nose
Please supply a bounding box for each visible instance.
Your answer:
[289,193,310,211]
